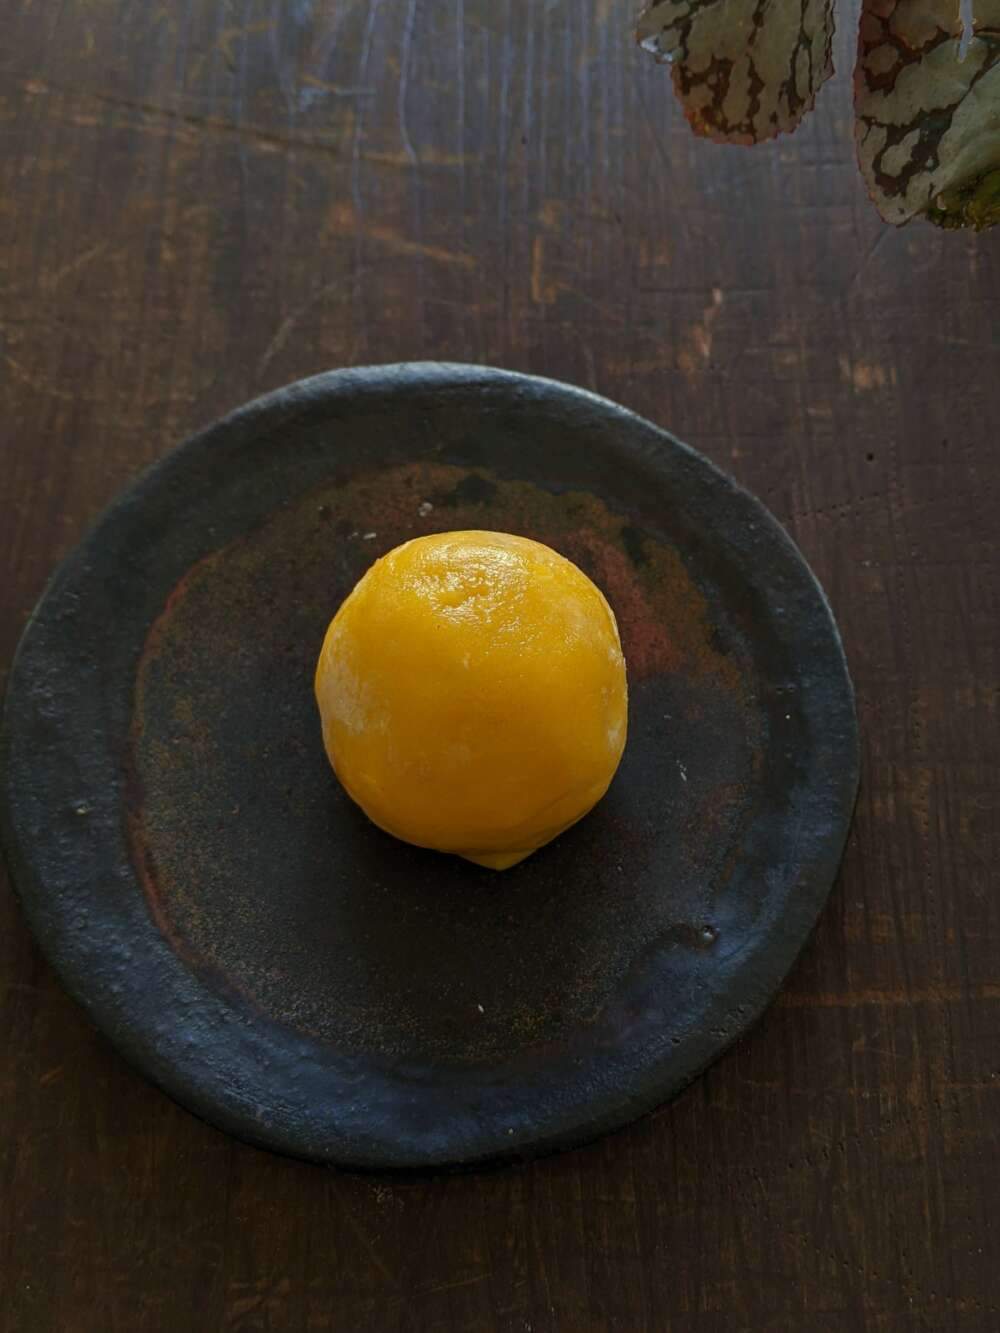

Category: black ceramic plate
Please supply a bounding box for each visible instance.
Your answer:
[0,365,858,1169]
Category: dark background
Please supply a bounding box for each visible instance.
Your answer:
[2,2,998,1330]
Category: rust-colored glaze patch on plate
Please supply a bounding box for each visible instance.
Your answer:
[129,462,761,1062]
[0,365,858,1168]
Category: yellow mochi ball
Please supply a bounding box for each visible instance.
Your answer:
[315,530,628,869]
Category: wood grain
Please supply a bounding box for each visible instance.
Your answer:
[1,1,998,1329]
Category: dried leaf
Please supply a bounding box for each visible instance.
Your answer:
[636,0,836,144]
[855,0,1000,228]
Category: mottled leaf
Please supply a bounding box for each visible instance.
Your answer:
[855,0,1000,228]
[636,0,836,144]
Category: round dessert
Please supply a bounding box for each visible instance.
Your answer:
[314,530,628,869]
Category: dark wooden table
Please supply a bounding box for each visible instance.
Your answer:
[2,3,998,1330]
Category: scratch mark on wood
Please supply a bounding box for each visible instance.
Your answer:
[3,354,79,401]
[341,1207,396,1286]
[214,19,273,69]
[363,223,476,268]
[397,0,419,167]
[423,1271,491,1296]
[256,273,359,375]
[18,77,353,158]
[40,242,110,293]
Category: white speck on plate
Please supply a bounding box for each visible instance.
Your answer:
[677,761,688,782]
[362,531,376,541]
[418,501,434,516]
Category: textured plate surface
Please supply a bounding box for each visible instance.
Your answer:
[0,364,858,1168]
